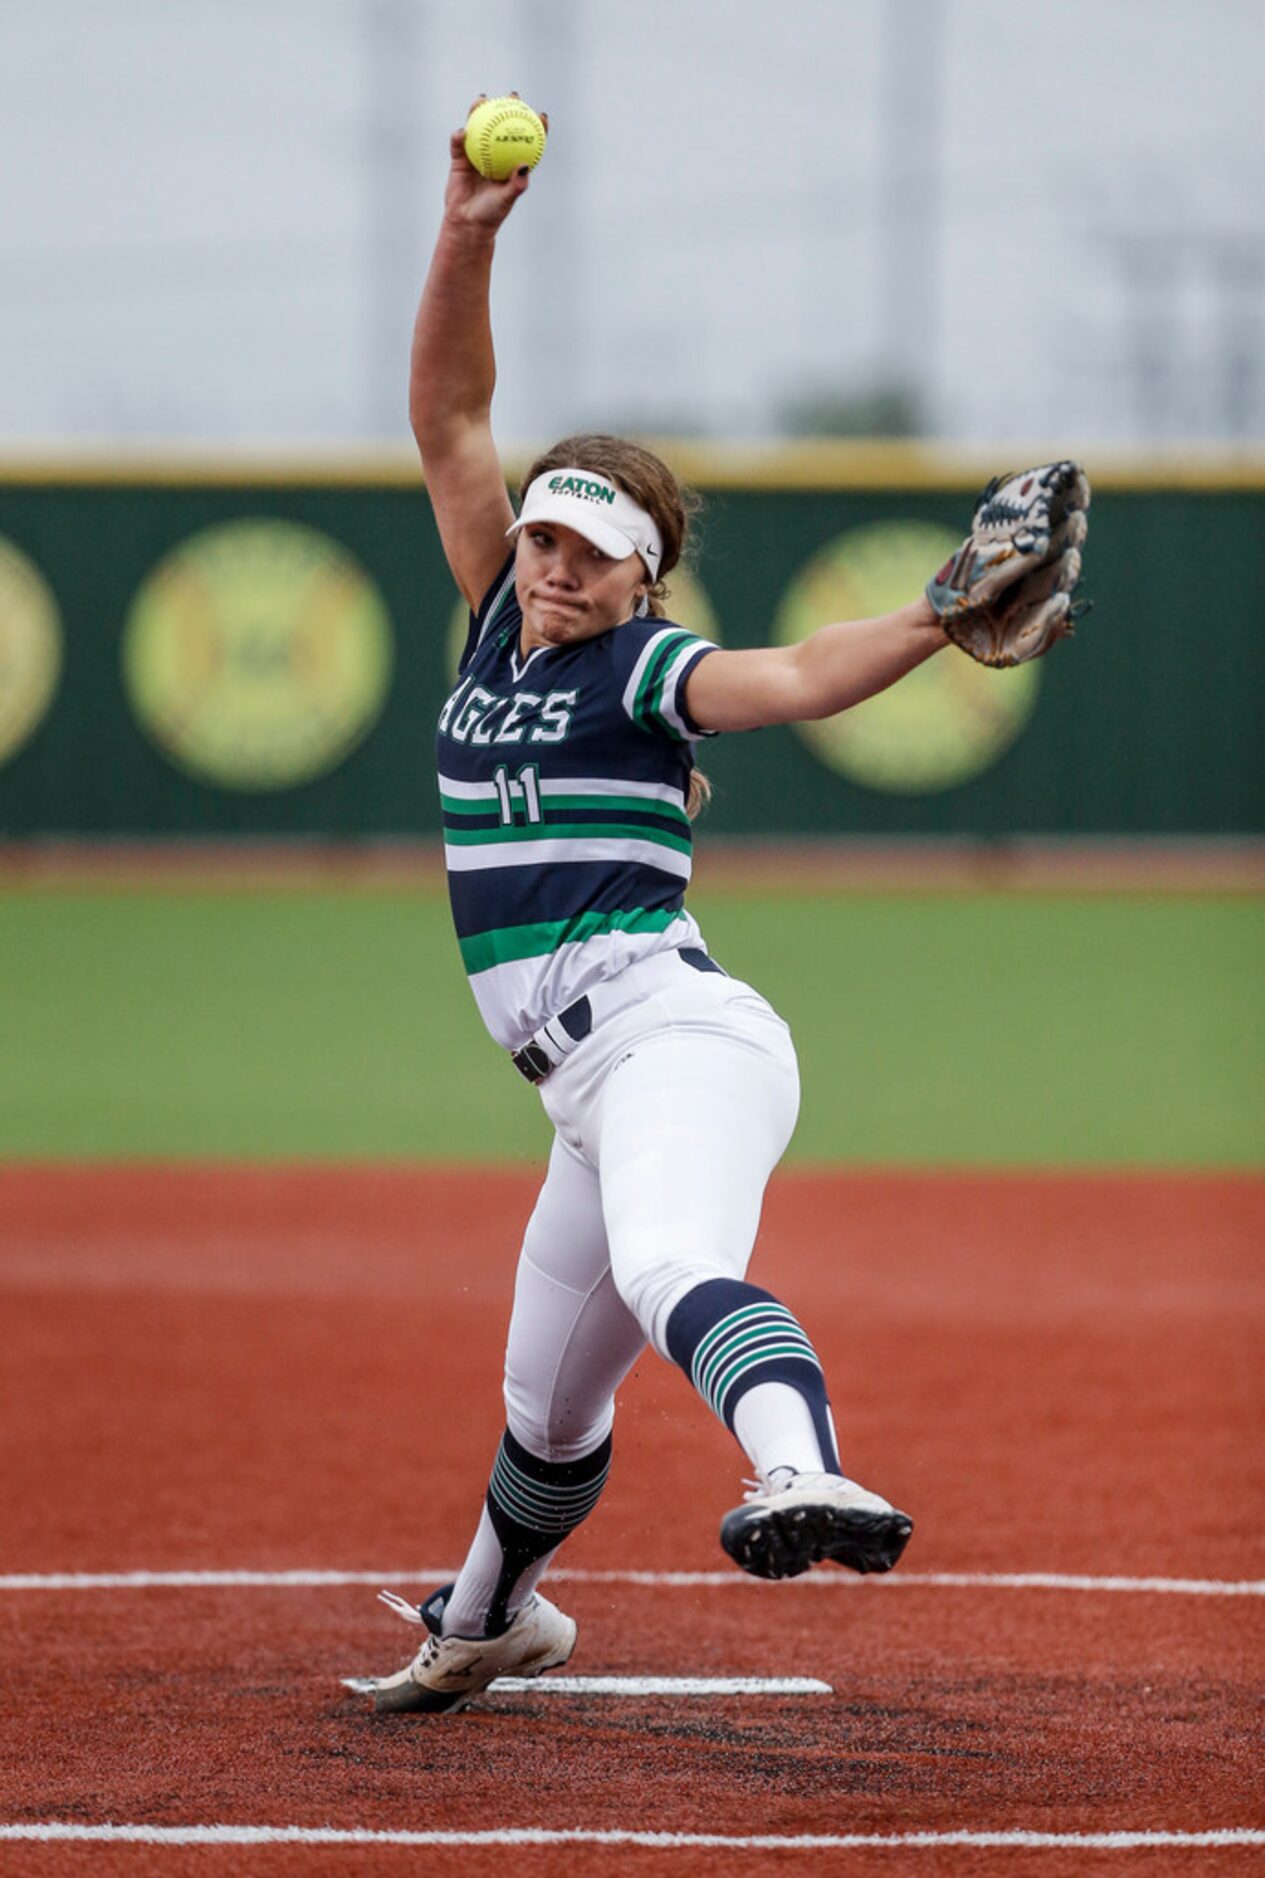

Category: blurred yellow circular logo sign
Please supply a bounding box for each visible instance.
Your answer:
[774,522,1041,793]
[0,538,62,767]
[123,520,393,791]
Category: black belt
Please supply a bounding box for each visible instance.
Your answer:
[511,995,593,1084]
[511,947,726,1084]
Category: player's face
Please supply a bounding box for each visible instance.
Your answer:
[516,522,649,652]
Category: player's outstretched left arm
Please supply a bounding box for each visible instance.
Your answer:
[683,459,1091,731]
[684,596,946,733]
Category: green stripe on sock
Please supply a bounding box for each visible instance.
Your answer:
[692,1306,821,1418]
[690,1303,771,1378]
[698,1326,820,1412]
[490,1450,610,1535]
[709,1343,823,1420]
[691,1304,793,1396]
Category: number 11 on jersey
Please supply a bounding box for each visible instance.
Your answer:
[491,762,543,826]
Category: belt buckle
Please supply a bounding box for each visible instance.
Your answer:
[512,1041,552,1085]
[512,994,594,1085]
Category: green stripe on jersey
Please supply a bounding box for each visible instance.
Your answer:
[547,792,689,827]
[632,633,690,728]
[445,819,692,855]
[439,794,493,817]
[459,905,686,974]
[440,790,688,828]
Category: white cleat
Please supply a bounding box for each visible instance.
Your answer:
[365,1583,577,1715]
[720,1470,914,1580]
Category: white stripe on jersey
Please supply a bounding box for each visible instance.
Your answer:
[444,836,693,879]
[620,629,707,741]
[539,775,687,806]
[438,772,687,808]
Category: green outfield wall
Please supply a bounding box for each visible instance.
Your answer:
[0,449,1261,839]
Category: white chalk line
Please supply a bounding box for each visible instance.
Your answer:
[2,1567,1261,1596]
[341,1674,832,1697]
[0,1824,1261,1851]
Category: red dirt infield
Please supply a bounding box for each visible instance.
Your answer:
[0,1163,1261,1875]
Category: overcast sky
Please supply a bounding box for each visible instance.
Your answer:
[3,0,1263,448]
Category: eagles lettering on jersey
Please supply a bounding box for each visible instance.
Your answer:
[438,556,718,1050]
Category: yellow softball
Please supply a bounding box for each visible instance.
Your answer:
[464,96,547,181]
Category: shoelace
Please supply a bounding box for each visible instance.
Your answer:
[742,1470,869,1504]
[378,1588,425,1626]
[741,1467,799,1502]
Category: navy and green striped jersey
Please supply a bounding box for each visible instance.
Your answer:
[437,556,718,1050]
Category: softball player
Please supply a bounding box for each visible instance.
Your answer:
[367,109,949,1715]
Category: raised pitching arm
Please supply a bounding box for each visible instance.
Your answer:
[411,104,540,611]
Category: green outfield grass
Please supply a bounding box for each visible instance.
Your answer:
[0,886,1260,1166]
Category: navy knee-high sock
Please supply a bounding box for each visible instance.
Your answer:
[477,1428,611,1634]
[665,1277,840,1475]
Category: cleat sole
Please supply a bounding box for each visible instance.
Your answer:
[721,1501,914,1581]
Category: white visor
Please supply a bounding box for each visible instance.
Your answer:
[508,468,663,580]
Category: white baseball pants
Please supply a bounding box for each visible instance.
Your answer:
[503,949,802,1461]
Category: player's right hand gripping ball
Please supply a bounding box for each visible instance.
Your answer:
[464,96,547,180]
[926,461,1092,667]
